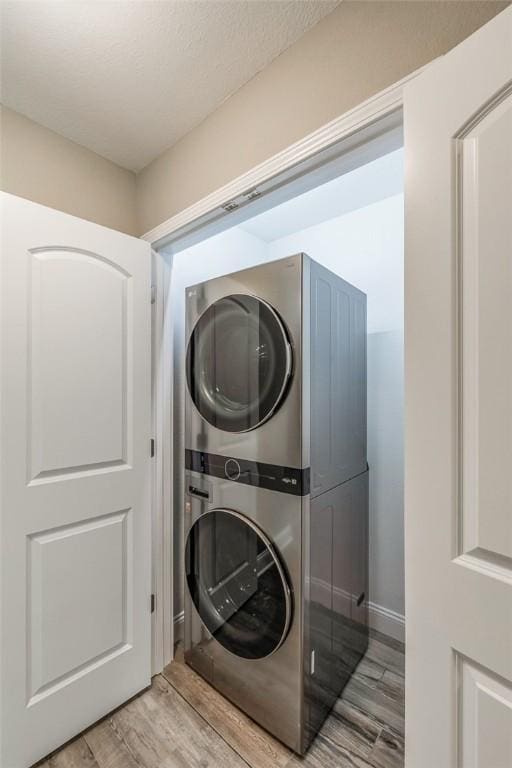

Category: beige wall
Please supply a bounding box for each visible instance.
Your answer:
[136,0,508,236]
[0,106,137,235]
[1,2,507,237]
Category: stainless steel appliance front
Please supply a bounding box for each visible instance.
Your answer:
[183,254,369,755]
[184,473,305,753]
[185,255,305,468]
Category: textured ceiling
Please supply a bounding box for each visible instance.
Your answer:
[0,0,339,171]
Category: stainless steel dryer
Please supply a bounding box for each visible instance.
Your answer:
[184,254,369,754]
[185,257,301,470]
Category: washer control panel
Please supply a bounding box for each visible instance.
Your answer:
[185,449,310,496]
[224,458,241,481]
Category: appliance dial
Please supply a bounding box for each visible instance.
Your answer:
[224,459,241,481]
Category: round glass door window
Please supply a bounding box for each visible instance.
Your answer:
[186,294,292,432]
[185,509,292,659]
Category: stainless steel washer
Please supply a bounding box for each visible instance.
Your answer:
[184,476,303,751]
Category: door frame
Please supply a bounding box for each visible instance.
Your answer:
[145,61,433,674]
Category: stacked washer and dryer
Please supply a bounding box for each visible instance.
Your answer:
[183,253,369,754]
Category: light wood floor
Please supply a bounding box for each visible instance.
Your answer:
[37,630,404,768]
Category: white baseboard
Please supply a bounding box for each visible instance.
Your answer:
[367,601,405,643]
[311,575,405,644]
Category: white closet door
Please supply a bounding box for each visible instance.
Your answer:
[0,193,152,768]
[405,7,512,768]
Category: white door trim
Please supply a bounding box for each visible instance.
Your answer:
[150,248,174,673]
[143,63,433,247]
[146,61,431,671]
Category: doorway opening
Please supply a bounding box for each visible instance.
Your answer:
[167,145,404,649]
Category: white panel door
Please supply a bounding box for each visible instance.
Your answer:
[405,7,512,768]
[0,193,152,768]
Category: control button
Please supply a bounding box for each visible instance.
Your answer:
[225,459,241,481]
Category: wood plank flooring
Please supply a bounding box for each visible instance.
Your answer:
[36,630,404,768]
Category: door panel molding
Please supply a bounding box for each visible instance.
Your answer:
[27,246,133,482]
[27,507,132,704]
[457,653,512,768]
[456,85,512,567]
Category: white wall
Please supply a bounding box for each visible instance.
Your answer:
[171,192,404,639]
[268,193,403,334]
[269,194,405,633]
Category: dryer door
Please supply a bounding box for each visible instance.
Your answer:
[185,508,292,659]
[186,294,292,432]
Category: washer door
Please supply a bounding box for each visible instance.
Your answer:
[185,509,292,659]
[186,294,292,432]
